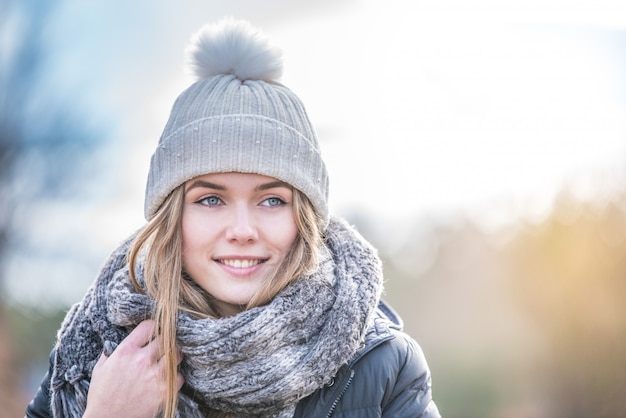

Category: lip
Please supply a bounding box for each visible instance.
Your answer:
[213,256,268,276]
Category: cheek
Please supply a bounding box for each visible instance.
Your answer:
[181,210,210,254]
[180,223,195,269]
[277,217,299,251]
[181,214,213,278]
[181,215,195,251]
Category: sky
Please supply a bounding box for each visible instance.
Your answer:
[4,0,626,307]
[48,0,625,225]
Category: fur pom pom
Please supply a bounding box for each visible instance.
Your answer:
[185,17,283,82]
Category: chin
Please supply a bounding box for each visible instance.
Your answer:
[221,293,255,306]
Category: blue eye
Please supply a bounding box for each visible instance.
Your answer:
[200,196,222,206]
[263,197,285,207]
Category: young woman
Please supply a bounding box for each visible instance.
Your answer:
[26,18,441,418]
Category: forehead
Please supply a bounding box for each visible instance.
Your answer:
[185,172,291,191]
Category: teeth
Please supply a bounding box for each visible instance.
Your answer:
[220,259,261,268]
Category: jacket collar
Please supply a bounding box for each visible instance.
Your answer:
[348,299,403,367]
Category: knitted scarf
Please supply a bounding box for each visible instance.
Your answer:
[50,218,383,417]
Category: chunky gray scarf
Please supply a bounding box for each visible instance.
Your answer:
[50,218,383,417]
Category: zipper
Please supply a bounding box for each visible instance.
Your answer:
[324,369,355,418]
[321,333,394,417]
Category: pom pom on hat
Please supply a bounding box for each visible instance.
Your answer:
[185,17,283,82]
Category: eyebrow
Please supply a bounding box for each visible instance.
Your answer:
[186,180,225,192]
[255,181,291,191]
[185,179,291,193]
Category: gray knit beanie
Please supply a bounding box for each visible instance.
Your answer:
[144,18,329,223]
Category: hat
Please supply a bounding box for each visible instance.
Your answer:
[144,18,329,223]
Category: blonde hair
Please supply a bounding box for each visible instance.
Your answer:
[128,182,325,418]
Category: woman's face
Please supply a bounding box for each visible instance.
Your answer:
[181,172,298,316]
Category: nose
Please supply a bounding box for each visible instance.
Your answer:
[225,204,258,243]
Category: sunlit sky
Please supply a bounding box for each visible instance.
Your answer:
[49,0,626,226]
[5,0,626,306]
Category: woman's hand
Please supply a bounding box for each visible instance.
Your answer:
[83,320,184,418]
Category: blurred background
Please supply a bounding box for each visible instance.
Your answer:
[1,0,626,417]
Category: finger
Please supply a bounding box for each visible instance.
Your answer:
[93,351,108,372]
[91,353,109,374]
[144,335,165,362]
[154,346,182,368]
[123,320,155,348]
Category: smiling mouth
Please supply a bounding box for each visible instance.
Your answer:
[217,259,266,268]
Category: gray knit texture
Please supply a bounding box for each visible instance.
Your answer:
[144,35,329,222]
[50,218,383,417]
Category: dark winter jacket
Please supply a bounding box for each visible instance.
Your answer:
[26,301,440,418]
[294,301,440,417]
